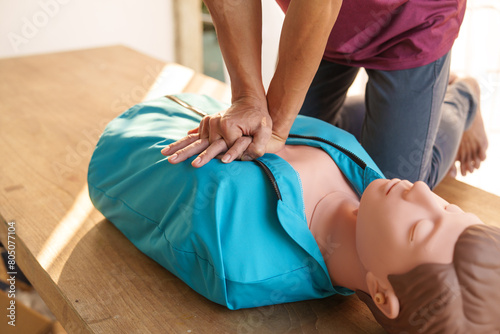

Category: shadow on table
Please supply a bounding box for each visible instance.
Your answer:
[58,218,385,333]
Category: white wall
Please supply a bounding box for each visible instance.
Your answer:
[0,0,174,62]
[450,2,500,195]
[261,1,284,90]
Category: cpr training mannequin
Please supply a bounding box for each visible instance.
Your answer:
[88,94,500,334]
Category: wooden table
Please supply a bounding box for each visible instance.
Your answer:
[0,46,498,334]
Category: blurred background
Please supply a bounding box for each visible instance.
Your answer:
[1,0,499,195]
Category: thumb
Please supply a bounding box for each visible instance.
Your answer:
[242,126,272,160]
[266,133,287,153]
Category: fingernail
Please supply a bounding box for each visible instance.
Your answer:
[169,153,178,162]
[241,154,252,161]
[192,157,201,166]
[161,145,170,154]
[222,154,231,163]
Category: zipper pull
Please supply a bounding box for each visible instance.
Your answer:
[165,95,208,117]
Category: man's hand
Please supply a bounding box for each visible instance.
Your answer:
[161,96,278,167]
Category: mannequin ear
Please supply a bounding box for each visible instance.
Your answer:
[365,272,400,319]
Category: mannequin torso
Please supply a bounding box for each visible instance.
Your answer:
[276,145,368,291]
[275,144,359,225]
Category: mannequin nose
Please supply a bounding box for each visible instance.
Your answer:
[405,181,440,207]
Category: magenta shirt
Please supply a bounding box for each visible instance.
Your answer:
[276,0,466,70]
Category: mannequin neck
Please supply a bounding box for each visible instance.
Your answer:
[309,191,369,293]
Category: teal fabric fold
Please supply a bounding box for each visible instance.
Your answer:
[88,93,385,310]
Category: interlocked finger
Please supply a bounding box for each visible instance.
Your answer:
[168,137,210,164]
[221,136,253,163]
[161,133,200,156]
[198,116,211,139]
[208,115,225,144]
[192,138,229,167]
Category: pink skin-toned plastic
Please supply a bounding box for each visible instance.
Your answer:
[307,177,484,319]
[355,178,483,318]
[283,143,486,320]
[276,145,484,319]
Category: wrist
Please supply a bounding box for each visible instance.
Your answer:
[230,90,267,111]
[267,93,300,139]
[269,104,295,139]
[271,118,294,140]
[230,81,266,106]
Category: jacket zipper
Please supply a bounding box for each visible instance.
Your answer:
[288,134,367,169]
[254,160,282,200]
[255,134,367,200]
[165,95,208,117]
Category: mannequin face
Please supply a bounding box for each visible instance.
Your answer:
[356,178,483,281]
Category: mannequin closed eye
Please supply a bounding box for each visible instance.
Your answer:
[409,219,434,243]
[445,204,464,213]
[408,204,466,244]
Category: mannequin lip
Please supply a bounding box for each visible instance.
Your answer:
[385,179,401,195]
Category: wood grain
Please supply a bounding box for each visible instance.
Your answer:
[0,46,498,333]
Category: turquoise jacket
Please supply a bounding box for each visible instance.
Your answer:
[88,93,384,310]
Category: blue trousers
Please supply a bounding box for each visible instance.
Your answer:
[300,52,477,189]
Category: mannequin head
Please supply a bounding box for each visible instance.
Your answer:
[354,178,500,333]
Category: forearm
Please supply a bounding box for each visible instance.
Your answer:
[267,0,342,138]
[204,0,266,104]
